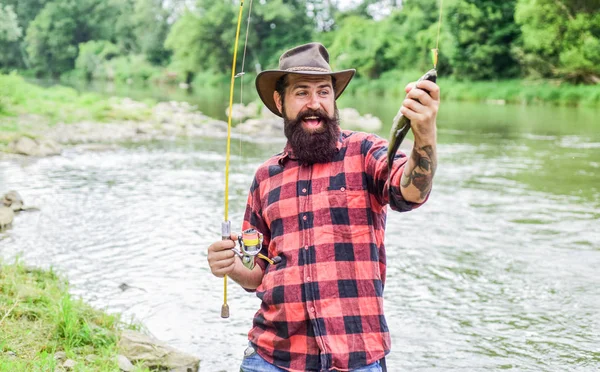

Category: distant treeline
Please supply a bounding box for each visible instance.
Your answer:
[0,0,598,85]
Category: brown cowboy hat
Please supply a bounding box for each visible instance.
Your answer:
[255,42,356,117]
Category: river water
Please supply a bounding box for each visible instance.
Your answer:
[1,95,599,371]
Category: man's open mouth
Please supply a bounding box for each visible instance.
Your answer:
[302,115,323,129]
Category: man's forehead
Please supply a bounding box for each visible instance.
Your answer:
[287,74,332,87]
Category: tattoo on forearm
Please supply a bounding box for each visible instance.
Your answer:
[401,145,437,198]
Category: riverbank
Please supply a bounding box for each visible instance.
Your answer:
[0,260,146,371]
[347,71,600,108]
[0,73,238,154]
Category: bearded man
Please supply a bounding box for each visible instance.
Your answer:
[207,42,440,372]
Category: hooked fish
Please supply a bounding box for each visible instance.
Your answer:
[387,69,437,177]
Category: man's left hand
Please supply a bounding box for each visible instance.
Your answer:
[400,80,440,145]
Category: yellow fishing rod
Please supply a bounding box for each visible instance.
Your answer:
[220,0,279,319]
[221,0,246,319]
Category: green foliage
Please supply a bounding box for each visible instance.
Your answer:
[165,0,314,79]
[384,0,445,72]
[131,0,171,65]
[448,0,520,79]
[164,0,237,78]
[0,0,596,102]
[515,0,600,83]
[105,55,163,83]
[0,73,153,126]
[0,4,22,42]
[0,4,24,71]
[325,0,439,78]
[327,16,388,78]
[74,40,120,80]
[245,0,315,70]
[25,0,113,76]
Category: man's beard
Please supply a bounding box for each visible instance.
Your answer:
[283,106,340,165]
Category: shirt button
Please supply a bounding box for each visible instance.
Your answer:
[302,188,307,193]
[309,307,315,313]
[302,215,307,221]
[340,187,346,191]
[304,245,309,250]
[306,276,311,282]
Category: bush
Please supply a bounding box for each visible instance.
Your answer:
[74,40,121,81]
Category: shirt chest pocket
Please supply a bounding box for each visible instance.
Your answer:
[313,186,373,242]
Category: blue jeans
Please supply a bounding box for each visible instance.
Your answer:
[240,344,383,372]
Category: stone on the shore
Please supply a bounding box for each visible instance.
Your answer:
[2,190,23,211]
[339,108,382,132]
[8,136,61,156]
[54,351,67,362]
[117,354,135,371]
[235,104,284,139]
[118,329,200,372]
[0,207,14,229]
[62,359,76,369]
[227,101,260,121]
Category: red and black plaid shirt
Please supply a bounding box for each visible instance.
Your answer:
[242,130,425,371]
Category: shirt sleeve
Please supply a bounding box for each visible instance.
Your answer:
[241,175,271,274]
[361,134,428,212]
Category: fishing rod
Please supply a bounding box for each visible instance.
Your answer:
[220,0,245,319]
[220,0,278,319]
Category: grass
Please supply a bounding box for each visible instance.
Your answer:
[0,259,149,371]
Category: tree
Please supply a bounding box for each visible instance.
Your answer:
[327,15,391,78]
[0,4,24,70]
[132,0,171,65]
[25,0,123,77]
[515,0,600,83]
[165,0,315,80]
[381,0,451,74]
[246,0,315,70]
[165,0,237,81]
[447,0,521,80]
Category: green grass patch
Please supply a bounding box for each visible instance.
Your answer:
[0,259,148,371]
[0,73,154,125]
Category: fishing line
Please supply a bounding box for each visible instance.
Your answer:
[433,0,444,68]
[238,0,254,155]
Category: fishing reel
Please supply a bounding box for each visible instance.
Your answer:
[231,228,263,270]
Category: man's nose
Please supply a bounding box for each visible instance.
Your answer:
[307,93,320,110]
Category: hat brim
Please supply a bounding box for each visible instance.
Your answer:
[255,69,356,117]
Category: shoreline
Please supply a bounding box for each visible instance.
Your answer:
[0,260,200,371]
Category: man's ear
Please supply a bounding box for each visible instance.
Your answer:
[274,91,283,115]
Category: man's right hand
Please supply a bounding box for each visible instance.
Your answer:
[207,233,238,278]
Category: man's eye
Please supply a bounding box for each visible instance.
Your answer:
[296,91,307,96]
[319,90,330,96]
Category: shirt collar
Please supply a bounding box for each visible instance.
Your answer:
[277,132,344,166]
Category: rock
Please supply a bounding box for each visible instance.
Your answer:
[2,190,38,212]
[8,137,62,156]
[117,354,135,372]
[2,190,23,211]
[62,359,76,369]
[0,207,14,229]
[118,329,200,372]
[235,104,284,139]
[85,354,98,363]
[339,108,382,132]
[226,101,260,121]
[54,351,67,362]
[5,351,17,358]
